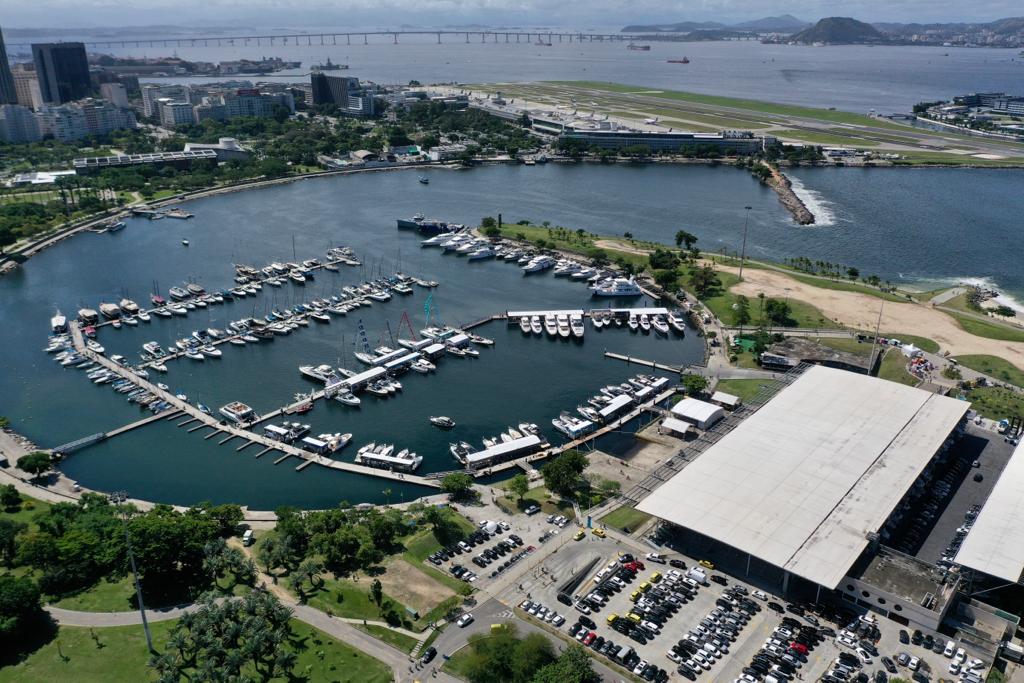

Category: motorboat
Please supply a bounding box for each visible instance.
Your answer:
[168,286,189,301]
[186,283,206,296]
[334,391,361,406]
[556,315,571,339]
[319,433,352,452]
[627,314,639,332]
[449,441,473,462]
[137,311,151,322]
[410,359,435,373]
[530,316,542,335]
[519,317,531,334]
[468,246,496,260]
[544,315,558,337]
[651,316,670,335]
[122,316,138,326]
[185,348,205,360]
[289,271,306,284]
[553,261,581,277]
[569,315,585,338]
[200,345,222,357]
[300,364,337,383]
[310,311,331,323]
[667,311,687,334]
[467,333,493,346]
[639,314,651,333]
[99,302,122,320]
[229,337,246,346]
[522,255,556,273]
[430,416,456,429]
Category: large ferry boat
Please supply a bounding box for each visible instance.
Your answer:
[396,214,462,235]
[219,401,256,424]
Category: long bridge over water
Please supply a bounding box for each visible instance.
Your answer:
[6,30,642,50]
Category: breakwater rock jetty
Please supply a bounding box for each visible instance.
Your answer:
[761,163,815,225]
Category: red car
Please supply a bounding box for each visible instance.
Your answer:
[789,642,808,655]
[583,632,597,646]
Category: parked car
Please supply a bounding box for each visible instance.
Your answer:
[457,613,475,628]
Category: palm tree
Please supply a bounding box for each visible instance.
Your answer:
[297,558,324,591]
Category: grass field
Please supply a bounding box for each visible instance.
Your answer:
[965,386,1024,422]
[955,355,1024,389]
[600,506,651,533]
[893,152,1024,167]
[946,311,1024,343]
[355,623,419,653]
[555,81,916,132]
[881,333,940,354]
[498,485,575,519]
[441,643,477,680]
[51,571,249,613]
[302,576,401,623]
[814,336,874,357]
[0,619,390,683]
[714,378,782,402]
[878,349,918,386]
[0,495,51,528]
[775,129,878,147]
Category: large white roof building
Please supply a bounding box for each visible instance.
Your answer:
[639,366,969,589]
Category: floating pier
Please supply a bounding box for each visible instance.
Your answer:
[604,352,683,374]
[66,322,442,489]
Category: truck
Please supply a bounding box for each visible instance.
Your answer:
[687,567,708,585]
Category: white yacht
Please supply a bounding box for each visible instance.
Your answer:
[530,316,543,335]
[668,311,687,334]
[300,364,337,383]
[51,311,68,333]
[544,315,558,337]
[556,314,571,339]
[651,316,670,335]
[519,317,531,334]
[522,255,556,273]
[591,277,643,297]
[468,246,496,260]
[569,315,585,338]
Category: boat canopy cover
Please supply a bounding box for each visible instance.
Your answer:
[598,393,634,419]
[465,434,542,465]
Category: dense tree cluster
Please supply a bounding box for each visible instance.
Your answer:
[459,625,599,683]
[4,493,244,602]
[540,450,589,497]
[149,590,296,683]
[257,505,407,579]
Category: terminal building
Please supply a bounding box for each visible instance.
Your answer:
[638,365,970,631]
[558,129,770,154]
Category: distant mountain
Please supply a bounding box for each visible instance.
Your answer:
[621,21,727,33]
[788,17,887,44]
[732,15,809,32]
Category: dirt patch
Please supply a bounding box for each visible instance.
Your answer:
[373,557,454,614]
[585,428,680,488]
[594,239,653,256]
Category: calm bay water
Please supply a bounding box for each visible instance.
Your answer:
[8,28,1024,112]
[2,163,1022,508]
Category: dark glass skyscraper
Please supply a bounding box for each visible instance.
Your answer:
[0,28,16,104]
[32,42,90,104]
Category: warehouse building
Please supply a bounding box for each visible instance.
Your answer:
[638,366,970,629]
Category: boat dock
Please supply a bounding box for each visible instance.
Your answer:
[130,207,194,220]
[66,322,441,489]
[506,306,671,322]
[604,352,683,374]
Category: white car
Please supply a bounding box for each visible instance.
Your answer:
[646,552,667,564]
[632,660,649,675]
[944,640,956,657]
[641,620,661,633]
[551,614,565,627]
[909,656,920,671]
[692,653,711,669]
[968,658,985,671]
[667,569,683,580]
[457,613,475,628]
[667,650,682,663]
[753,590,769,601]
[949,661,961,675]
[856,647,873,665]
[499,521,510,530]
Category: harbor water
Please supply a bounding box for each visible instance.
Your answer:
[2,163,1023,508]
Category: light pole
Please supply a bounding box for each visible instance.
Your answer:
[738,206,752,280]
[111,491,154,654]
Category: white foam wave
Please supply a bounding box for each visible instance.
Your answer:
[786,175,836,227]
[912,275,1024,315]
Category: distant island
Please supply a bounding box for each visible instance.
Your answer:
[620,14,1024,47]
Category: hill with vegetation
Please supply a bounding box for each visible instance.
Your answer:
[788,17,888,44]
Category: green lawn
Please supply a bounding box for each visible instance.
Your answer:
[51,571,249,612]
[442,643,477,680]
[355,623,419,653]
[946,311,1024,343]
[878,349,918,386]
[775,129,878,147]
[954,355,1024,389]
[814,336,874,357]
[894,152,1024,167]
[714,378,783,402]
[0,494,51,528]
[0,619,389,683]
[965,386,1024,422]
[402,509,475,563]
[600,506,651,533]
[301,576,402,623]
[497,485,575,519]
[703,283,839,330]
[880,333,940,354]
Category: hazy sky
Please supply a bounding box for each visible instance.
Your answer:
[2,0,1020,29]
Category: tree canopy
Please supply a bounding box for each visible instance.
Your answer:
[540,450,589,497]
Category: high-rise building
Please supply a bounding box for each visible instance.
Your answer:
[0,27,16,105]
[0,104,41,142]
[99,82,129,108]
[141,84,190,117]
[11,64,43,109]
[158,99,195,127]
[32,42,91,104]
[310,73,375,117]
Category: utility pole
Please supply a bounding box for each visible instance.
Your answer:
[738,206,752,280]
[111,491,154,654]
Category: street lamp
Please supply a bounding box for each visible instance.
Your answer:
[738,206,752,280]
[111,491,154,654]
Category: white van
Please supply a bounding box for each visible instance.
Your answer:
[242,529,255,546]
[687,567,709,585]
